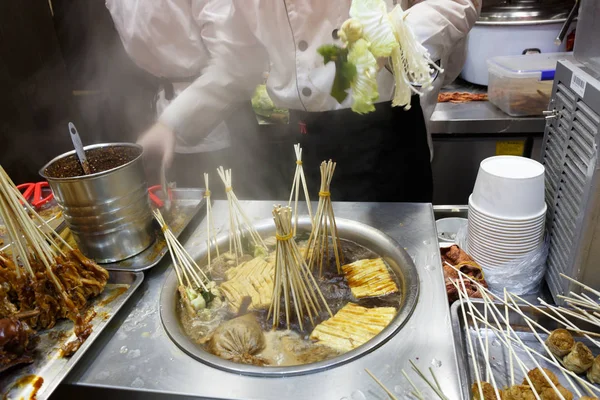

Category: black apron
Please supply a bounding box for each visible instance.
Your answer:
[228,96,432,203]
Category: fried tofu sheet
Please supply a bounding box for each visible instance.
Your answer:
[309,303,396,352]
[341,258,398,299]
[220,257,274,313]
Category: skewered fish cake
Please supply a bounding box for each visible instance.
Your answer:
[563,342,594,374]
[587,355,600,384]
[472,381,503,400]
[309,303,396,352]
[341,258,398,299]
[220,256,274,313]
[504,384,536,400]
[580,397,599,400]
[539,386,573,400]
[523,368,559,393]
[546,329,575,357]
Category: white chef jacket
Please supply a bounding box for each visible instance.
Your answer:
[159,0,480,158]
[109,0,480,158]
[105,0,232,154]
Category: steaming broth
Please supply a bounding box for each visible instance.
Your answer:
[177,237,402,367]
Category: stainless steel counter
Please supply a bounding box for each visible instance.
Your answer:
[54,201,460,400]
[431,78,546,135]
[430,102,546,134]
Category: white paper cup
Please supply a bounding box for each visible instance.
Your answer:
[469,198,547,225]
[468,218,545,240]
[468,214,546,234]
[471,156,545,218]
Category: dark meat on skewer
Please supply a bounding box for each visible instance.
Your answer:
[0,318,37,373]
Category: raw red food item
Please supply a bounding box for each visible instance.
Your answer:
[440,245,488,304]
[438,92,488,103]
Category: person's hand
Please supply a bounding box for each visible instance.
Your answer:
[137,122,175,169]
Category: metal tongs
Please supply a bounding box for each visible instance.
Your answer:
[160,166,173,211]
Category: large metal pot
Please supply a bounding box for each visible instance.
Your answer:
[39,143,153,263]
[160,217,420,377]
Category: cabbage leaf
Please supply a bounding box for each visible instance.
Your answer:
[349,0,398,58]
[347,39,379,114]
[317,44,357,103]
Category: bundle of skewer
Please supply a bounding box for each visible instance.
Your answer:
[217,167,266,264]
[366,361,449,400]
[0,165,108,360]
[203,173,219,271]
[269,205,332,330]
[288,143,312,235]
[154,209,217,317]
[446,261,600,400]
[304,160,344,275]
[0,165,108,325]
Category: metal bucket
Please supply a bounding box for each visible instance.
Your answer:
[39,143,154,263]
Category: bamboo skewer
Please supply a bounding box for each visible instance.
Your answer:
[449,275,554,400]
[0,167,67,295]
[401,369,425,400]
[304,160,343,275]
[203,173,219,272]
[471,291,550,400]
[408,361,449,400]
[455,275,502,400]
[216,167,266,264]
[153,209,210,292]
[288,144,312,235]
[364,369,399,400]
[268,205,332,330]
[449,264,600,397]
[504,289,515,386]
[447,262,600,338]
[506,295,583,398]
[560,273,600,298]
[470,313,599,397]
[452,278,486,400]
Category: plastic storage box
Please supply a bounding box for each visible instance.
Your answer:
[487,52,575,117]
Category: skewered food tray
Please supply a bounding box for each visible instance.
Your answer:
[1,270,143,400]
[451,299,600,399]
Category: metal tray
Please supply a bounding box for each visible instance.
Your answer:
[1,270,143,400]
[67,188,206,272]
[451,299,600,399]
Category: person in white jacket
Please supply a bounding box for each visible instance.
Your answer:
[105,0,259,188]
[134,0,480,201]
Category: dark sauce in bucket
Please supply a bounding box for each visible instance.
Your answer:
[44,146,141,178]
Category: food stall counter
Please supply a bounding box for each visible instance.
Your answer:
[52,201,460,400]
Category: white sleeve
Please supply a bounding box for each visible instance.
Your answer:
[403,0,481,80]
[105,0,208,78]
[158,0,268,146]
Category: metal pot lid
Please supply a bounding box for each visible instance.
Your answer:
[478,0,575,25]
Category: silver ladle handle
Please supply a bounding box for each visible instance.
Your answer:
[69,122,91,175]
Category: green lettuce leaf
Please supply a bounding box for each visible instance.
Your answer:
[317,44,357,103]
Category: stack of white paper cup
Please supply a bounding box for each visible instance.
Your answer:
[467,156,546,270]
